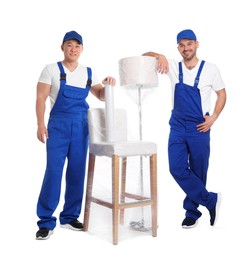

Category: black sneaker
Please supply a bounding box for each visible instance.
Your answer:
[209,192,222,226]
[60,219,83,231]
[36,228,53,240]
[182,217,198,228]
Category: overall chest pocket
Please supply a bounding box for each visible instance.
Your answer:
[63,89,85,100]
[62,88,89,111]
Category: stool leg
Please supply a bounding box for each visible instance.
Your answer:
[150,153,158,237]
[120,157,127,224]
[83,153,96,232]
[112,155,120,245]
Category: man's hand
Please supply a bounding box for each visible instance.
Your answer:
[37,125,48,143]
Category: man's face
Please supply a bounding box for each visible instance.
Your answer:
[61,40,83,62]
[177,39,198,61]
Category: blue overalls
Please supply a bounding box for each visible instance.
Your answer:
[168,60,217,220]
[37,62,92,230]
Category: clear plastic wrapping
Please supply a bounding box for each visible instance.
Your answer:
[83,56,158,244]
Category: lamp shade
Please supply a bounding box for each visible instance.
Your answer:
[119,56,158,89]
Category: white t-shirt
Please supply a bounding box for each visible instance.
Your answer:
[38,62,100,109]
[167,59,225,115]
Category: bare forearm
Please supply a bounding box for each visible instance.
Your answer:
[36,98,46,126]
[36,82,50,126]
[90,77,116,101]
[143,52,169,74]
[99,87,105,101]
[143,52,161,59]
[212,88,227,119]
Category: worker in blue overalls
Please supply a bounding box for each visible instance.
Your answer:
[143,29,226,228]
[35,31,116,240]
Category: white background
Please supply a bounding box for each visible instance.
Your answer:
[0,0,245,259]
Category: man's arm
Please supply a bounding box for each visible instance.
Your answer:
[36,82,50,143]
[90,76,116,101]
[212,88,227,119]
[142,52,169,74]
[197,88,227,132]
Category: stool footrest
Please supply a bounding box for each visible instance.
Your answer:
[123,192,150,201]
[91,196,152,209]
[119,200,152,209]
[91,197,112,209]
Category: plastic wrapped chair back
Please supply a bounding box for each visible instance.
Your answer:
[88,108,127,143]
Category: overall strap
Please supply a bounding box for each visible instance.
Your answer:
[178,62,183,83]
[57,61,66,81]
[86,67,92,87]
[194,60,205,88]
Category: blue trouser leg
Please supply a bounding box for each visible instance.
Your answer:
[60,119,88,224]
[168,128,217,220]
[183,132,211,218]
[37,117,69,230]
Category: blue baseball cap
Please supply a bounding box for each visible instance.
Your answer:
[62,31,83,44]
[177,29,197,43]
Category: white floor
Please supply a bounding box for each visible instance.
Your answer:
[3,167,245,260]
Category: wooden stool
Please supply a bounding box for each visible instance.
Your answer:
[83,108,157,245]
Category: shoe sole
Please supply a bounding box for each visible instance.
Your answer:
[212,192,222,227]
[36,230,54,240]
[60,224,83,231]
[182,220,198,229]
